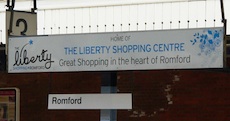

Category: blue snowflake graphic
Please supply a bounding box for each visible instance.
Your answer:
[190,29,222,56]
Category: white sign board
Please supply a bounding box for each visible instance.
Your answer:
[8,27,224,73]
[48,94,132,110]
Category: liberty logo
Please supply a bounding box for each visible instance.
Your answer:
[13,40,54,69]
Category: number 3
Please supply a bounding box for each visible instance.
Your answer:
[16,18,28,35]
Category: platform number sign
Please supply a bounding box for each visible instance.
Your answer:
[6,11,37,37]
[6,11,37,55]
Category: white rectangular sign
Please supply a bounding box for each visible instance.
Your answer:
[48,94,132,110]
[8,27,224,73]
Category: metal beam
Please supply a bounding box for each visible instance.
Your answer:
[220,0,225,22]
[220,0,227,67]
[101,72,117,121]
[31,0,37,13]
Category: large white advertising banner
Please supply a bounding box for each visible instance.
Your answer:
[8,27,224,73]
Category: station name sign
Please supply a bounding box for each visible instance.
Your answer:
[8,27,224,73]
[48,94,132,109]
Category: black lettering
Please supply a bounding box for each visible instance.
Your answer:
[52,97,57,104]
[16,18,28,35]
[13,43,54,69]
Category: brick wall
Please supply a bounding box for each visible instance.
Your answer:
[1,69,230,121]
[0,72,101,121]
[117,70,230,121]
